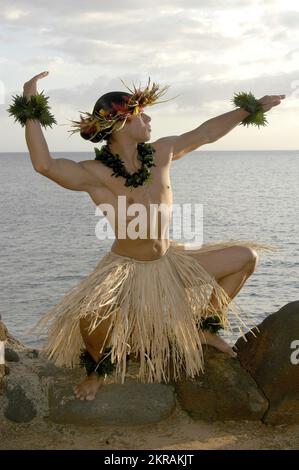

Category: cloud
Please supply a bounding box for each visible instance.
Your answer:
[0,0,259,19]
[3,8,29,20]
[264,10,299,29]
[1,0,298,151]
[39,68,297,118]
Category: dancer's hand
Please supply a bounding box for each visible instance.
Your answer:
[23,71,49,99]
[258,94,286,112]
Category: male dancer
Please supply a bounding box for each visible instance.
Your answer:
[23,71,285,400]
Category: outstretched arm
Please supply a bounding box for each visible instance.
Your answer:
[158,94,285,160]
[24,71,98,191]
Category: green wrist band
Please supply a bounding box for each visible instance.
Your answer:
[7,90,57,129]
[232,91,268,128]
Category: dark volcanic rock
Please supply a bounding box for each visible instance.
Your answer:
[26,349,39,359]
[4,384,37,423]
[174,346,268,422]
[5,347,20,362]
[48,380,176,426]
[235,301,299,425]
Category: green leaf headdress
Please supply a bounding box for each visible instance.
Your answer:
[68,77,176,141]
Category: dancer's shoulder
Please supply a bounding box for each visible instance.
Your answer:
[150,137,176,165]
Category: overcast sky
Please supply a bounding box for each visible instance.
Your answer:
[1,0,299,152]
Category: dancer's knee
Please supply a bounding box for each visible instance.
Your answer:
[243,248,259,274]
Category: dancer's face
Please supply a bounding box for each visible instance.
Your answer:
[124,110,152,143]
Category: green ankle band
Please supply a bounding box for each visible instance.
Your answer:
[199,315,224,334]
[79,347,116,377]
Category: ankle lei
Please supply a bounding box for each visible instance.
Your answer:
[79,347,116,377]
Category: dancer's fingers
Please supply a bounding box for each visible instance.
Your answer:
[32,71,49,81]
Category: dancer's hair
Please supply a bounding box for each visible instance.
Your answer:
[80,91,132,144]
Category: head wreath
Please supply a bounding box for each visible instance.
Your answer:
[68,77,176,141]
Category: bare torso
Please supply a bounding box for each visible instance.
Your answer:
[81,141,173,261]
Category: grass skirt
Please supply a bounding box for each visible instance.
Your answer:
[30,239,278,384]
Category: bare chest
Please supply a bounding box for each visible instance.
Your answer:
[88,155,173,211]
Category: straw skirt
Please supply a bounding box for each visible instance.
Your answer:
[31,239,278,384]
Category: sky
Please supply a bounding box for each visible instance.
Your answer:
[1,0,299,152]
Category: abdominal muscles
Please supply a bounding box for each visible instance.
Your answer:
[110,203,172,261]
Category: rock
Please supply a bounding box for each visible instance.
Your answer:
[34,352,83,381]
[0,319,8,393]
[4,384,37,423]
[48,380,176,426]
[5,347,20,362]
[0,317,8,341]
[0,365,5,394]
[174,346,268,422]
[35,361,67,379]
[7,303,298,426]
[26,349,39,359]
[2,355,52,423]
[235,300,299,425]
[1,348,176,426]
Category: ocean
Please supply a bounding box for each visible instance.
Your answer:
[0,150,298,347]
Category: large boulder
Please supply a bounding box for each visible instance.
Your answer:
[48,379,175,426]
[2,351,51,423]
[235,301,299,425]
[0,346,176,425]
[174,346,268,421]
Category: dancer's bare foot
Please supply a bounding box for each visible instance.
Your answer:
[73,372,104,401]
[200,330,237,358]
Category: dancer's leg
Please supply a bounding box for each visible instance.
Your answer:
[186,245,258,357]
[209,254,258,310]
[186,245,258,308]
[73,313,113,401]
[187,244,258,280]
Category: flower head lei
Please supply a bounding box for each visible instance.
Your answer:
[67,77,176,141]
